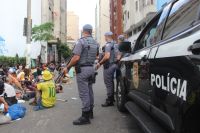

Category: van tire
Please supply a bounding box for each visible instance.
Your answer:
[116,77,127,112]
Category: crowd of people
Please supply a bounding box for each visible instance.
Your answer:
[0,62,74,124]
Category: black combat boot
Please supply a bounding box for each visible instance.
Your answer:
[73,111,91,125]
[101,97,114,107]
[111,95,115,103]
[89,109,94,119]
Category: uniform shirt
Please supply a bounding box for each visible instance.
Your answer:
[104,41,118,63]
[37,80,56,107]
[73,36,99,55]
[73,39,84,56]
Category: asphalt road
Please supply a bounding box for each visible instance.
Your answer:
[0,69,142,133]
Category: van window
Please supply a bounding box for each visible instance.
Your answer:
[163,0,200,39]
[135,4,170,51]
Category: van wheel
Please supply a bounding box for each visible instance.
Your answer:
[116,77,127,112]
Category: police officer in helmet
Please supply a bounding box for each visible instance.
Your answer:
[96,31,118,107]
[64,24,98,125]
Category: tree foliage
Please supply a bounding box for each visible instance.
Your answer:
[32,22,54,42]
[57,43,72,60]
[0,56,26,67]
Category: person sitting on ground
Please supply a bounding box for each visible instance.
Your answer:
[16,65,23,75]
[7,68,24,92]
[0,82,11,125]
[48,63,55,73]
[33,70,56,111]
[0,81,9,112]
[0,65,6,82]
[3,79,17,106]
[56,84,63,93]
[0,65,5,77]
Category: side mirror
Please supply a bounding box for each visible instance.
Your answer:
[119,41,131,53]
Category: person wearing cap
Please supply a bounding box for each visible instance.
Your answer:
[115,35,127,88]
[96,31,118,107]
[63,24,99,125]
[116,35,125,61]
[34,70,56,111]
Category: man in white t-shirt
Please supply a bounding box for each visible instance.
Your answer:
[0,81,12,124]
[0,82,17,106]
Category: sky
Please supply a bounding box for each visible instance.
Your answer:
[0,0,41,57]
[67,0,97,29]
[0,0,97,57]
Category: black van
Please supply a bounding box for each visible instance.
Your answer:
[116,0,200,132]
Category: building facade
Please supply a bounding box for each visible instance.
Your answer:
[41,0,67,63]
[95,0,110,48]
[67,11,79,41]
[122,0,157,43]
[60,0,67,43]
[67,11,79,49]
[110,0,123,41]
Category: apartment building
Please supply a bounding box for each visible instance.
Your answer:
[123,0,171,43]
[95,0,110,48]
[110,0,123,40]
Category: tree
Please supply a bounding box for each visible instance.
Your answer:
[57,43,72,61]
[32,22,54,42]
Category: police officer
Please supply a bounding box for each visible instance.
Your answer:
[115,35,125,83]
[96,31,118,107]
[64,24,98,125]
[116,35,125,60]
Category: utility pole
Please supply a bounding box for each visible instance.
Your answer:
[26,0,32,68]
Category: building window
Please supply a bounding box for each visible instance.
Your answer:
[122,0,126,5]
[151,0,153,4]
[136,1,138,11]
[133,29,137,34]
[138,26,141,32]
[128,31,132,37]
[128,11,129,19]
[163,0,200,39]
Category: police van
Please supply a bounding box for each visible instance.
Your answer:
[116,0,200,132]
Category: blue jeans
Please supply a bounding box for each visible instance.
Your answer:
[33,98,45,111]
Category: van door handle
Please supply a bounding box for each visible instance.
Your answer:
[188,41,200,55]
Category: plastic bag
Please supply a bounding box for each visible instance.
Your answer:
[7,104,26,120]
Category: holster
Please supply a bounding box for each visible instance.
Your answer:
[103,61,110,69]
[89,72,98,84]
[75,65,81,74]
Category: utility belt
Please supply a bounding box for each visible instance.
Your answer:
[75,64,98,84]
[103,61,117,69]
[80,64,93,67]
[75,64,93,74]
